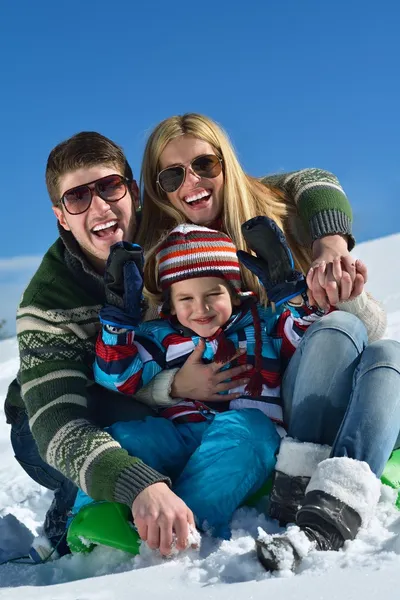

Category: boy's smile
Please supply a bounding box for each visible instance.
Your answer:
[170,277,236,338]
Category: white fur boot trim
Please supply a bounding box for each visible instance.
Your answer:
[275,437,331,478]
[306,457,381,526]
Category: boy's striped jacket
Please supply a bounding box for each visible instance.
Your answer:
[95,300,324,426]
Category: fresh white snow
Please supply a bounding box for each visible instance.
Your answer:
[1,235,400,599]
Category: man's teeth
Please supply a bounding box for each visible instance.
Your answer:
[185,191,210,204]
[92,220,117,232]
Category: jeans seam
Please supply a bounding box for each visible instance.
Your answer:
[354,361,400,381]
[304,324,366,355]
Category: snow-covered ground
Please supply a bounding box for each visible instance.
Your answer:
[1,235,400,599]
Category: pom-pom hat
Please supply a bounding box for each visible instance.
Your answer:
[156,223,254,300]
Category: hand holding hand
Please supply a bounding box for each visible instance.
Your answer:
[308,235,368,309]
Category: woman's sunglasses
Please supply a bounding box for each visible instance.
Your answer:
[59,174,130,215]
[156,154,223,194]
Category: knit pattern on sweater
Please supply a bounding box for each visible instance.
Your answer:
[14,234,169,507]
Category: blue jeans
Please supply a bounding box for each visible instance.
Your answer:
[74,409,280,539]
[10,410,78,552]
[283,311,400,477]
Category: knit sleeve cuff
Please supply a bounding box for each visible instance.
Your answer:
[135,368,180,407]
[336,290,368,313]
[337,291,387,342]
[309,211,355,250]
[114,461,171,507]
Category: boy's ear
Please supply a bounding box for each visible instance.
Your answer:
[52,205,71,231]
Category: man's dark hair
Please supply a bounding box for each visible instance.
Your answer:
[46,131,134,205]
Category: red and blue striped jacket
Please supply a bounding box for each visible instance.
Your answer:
[94,299,327,426]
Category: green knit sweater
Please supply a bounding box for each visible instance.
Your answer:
[5,168,354,507]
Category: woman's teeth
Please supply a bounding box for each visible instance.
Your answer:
[184,190,210,204]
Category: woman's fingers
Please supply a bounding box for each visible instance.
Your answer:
[355,259,368,284]
[348,272,365,300]
[324,263,340,305]
[212,347,245,370]
[338,271,353,302]
[214,363,252,383]
[332,257,343,283]
[308,263,329,310]
[340,254,357,283]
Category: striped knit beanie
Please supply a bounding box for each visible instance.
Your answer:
[156,224,254,299]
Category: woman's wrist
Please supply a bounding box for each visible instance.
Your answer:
[312,234,349,259]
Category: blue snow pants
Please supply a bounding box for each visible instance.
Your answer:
[73,408,280,539]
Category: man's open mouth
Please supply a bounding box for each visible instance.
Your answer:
[91,220,119,238]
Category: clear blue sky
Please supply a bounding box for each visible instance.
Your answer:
[0,0,399,260]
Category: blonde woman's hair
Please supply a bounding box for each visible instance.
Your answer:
[137,113,312,306]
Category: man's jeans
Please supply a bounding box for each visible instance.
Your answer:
[10,410,77,552]
[283,311,400,477]
[10,384,156,551]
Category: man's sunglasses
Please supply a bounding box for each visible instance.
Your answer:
[59,174,130,215]
[156,154,223,194]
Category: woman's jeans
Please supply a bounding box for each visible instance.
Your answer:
[282,311,400,477]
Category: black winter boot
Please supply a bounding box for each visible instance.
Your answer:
[268,471,310,526]
[268,437,331,526]
[257,457,381,572]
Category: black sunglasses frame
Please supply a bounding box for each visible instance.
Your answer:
[59,174,131,215]
[156,154,223,194]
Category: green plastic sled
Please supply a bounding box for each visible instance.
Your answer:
[381,448,400,509]
[67,501,141,555]
[67,449,400,555]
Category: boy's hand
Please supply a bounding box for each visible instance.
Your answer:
[237,216,307,307]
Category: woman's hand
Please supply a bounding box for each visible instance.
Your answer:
[132,482,196,556]
[307,235,368,309]
[170,339,252,402]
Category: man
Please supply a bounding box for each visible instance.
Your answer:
[4,133,201,558]
[4,131,363,559]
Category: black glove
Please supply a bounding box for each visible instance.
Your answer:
[237,216,307,307]
[100,242,144,330]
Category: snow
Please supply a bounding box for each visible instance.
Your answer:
[1,235,400,598]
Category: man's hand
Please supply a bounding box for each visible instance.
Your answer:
[132,482,195,556]
[307,235,368,309]
[170,339,252,402]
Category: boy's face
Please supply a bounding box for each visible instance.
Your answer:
[170,276,237,337]
[53,165,139,272]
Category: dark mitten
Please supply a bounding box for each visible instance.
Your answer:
[100,242,144,329]
[237,216,307,306]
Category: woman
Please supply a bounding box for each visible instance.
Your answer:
[134,113,400,570]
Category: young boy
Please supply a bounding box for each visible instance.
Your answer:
[72,219,323,539]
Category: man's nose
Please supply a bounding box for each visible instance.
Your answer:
[90,190,113,213]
